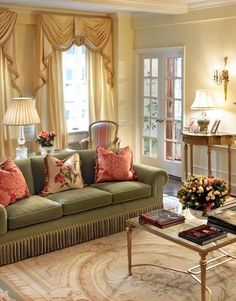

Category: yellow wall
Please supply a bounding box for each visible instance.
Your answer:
[132,5,236,192]
[113,13,134,149]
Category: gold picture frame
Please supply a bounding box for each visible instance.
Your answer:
[210,120,221,134]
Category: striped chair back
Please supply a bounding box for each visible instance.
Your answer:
[89,120,119,149]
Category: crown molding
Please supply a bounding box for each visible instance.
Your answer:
[69,0,188,14]
[1,0,236,15]
[0,0,188,14]
[188,0,236,10]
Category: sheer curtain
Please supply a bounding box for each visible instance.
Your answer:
[34,13,115,149]
[87,50,116,122]
[0,11,21,159]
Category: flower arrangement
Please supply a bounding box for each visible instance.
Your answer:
[36,130,56,147]
[177,175,229,212]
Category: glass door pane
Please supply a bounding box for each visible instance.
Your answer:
[164,56,183,162]
[142,58,159,159]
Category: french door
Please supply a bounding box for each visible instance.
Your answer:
[139,49,184,178]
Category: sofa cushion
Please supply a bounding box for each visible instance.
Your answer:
[30,151,78,195]
[46,187,112,215]
[0,160,30,207]
[95,146,137,183]
[91,181,151,204]
[6,195,62,230]
[41,153,84,196]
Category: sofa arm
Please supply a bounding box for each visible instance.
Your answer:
[133,164,168,198]
[0,204,7,235]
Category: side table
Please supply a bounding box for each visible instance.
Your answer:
[182,131,236,193]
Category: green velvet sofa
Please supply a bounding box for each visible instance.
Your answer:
[0,149,168,266]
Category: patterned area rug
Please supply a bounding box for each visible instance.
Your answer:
[0,228,235,301]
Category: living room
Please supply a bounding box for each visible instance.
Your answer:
[0,1,236,300]
[0,1,236,184]
[1,1,236,192]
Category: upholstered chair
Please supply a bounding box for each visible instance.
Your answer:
[79,120,121,149]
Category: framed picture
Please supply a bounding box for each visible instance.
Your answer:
[210,120,221,134]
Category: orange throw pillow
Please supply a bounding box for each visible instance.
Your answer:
[95,146,137,183]
[41,153,84,196]
[0,160,30,207]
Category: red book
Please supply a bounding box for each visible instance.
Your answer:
[178,224,227,245]
[139,209,185,229]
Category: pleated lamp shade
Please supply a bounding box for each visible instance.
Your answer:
[2,97,40,126]
[191,89,215,110]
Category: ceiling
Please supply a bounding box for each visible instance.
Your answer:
[0,0,236,14]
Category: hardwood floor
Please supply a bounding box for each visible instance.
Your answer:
[163,177,182,210]
[163,177,182,197]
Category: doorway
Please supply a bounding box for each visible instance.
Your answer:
[137,48,184,178]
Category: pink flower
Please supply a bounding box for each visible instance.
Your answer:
[205,202,215,212]
[55,173,64,183]
[56,160,64,167]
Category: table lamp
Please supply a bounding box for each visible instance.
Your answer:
[2,97,40,159]
[191,89,215,133]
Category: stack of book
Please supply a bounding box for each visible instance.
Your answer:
[139,209,185,229]
[207,206,236,234]
[178,224,227,245]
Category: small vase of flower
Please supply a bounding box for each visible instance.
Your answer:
[36,130,56,155]
[177,175,229,218]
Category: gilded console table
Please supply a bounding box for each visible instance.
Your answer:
[182,131,236,193]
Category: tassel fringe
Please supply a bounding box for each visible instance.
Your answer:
[0,204,159,266]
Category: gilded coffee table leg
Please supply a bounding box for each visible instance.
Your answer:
[199,253,207,301]
[126,225,133,275]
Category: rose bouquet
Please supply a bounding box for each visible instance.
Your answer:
[177,175,229,212]
[36,130,56,147]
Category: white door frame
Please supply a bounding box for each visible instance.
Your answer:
[133,46,185,179]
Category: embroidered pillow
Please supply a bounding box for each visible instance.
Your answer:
[95,146,137,183]
[0,160,30,207]
[41,153,84,196]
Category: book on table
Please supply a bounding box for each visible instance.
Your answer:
[207,206,236,234]
[178,224,227,245]
[139,209,185,229]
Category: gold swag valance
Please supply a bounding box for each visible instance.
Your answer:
[0,11,20,94]
[35,13,113,91]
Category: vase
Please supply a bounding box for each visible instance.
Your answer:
[189,208,207,219]
[189,207,221,219]
[40,146,54,155]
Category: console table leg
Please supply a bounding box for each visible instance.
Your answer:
[207,146,212,177]
[200,253,207,301]
[190,144,193,176]
[126,226,133,275]
[184,143,188,179]
[228,144,232,194]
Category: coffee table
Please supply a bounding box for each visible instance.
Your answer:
[126,209,236,301]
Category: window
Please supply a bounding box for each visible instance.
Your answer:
[62,45,88,132]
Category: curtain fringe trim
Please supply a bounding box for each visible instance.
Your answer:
[0,204,159,266]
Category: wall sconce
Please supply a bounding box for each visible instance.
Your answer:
[213,57,229,101]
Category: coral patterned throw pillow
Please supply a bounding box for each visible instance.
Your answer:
[0,160,30,207]
[95,146,137,183]
[41,153,84,196]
